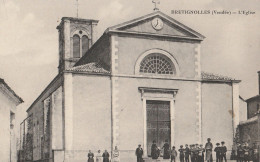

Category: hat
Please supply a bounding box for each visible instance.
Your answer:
[216,143,220,146]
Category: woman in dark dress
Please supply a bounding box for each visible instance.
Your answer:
[151,140,159,159]
[87,150,94,162]
[162,140,170,159]
[102,150,110,162]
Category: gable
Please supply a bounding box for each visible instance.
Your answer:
[118,17,194,37]
[106,11,205,40]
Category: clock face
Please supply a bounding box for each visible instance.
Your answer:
[152,18,164,30]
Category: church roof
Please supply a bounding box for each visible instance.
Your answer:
[0,78,23,104]
[201,72,239,82]
[67,62,110,74]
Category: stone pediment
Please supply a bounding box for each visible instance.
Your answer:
[106,11,205,40]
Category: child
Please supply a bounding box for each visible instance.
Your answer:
[178,145,185,162]
[171,146,178,162]
[220,141,227,162]
[198,144,205,162]
[214,143,221,162]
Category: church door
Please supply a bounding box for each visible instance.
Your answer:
[146,100,171,156]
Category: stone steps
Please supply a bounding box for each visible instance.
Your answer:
[143,157,171,162]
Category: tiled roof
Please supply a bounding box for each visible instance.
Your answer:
[246,95,260,102]
[0,78,24,103]
[201,71,237,81]
[68,62,110,74]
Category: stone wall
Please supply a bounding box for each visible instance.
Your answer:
[239,121,258,145]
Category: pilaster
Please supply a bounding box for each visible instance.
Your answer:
[195,82,202,144]
[232,82,240,136]
[91,22,98,45]
[142,98,147,157]
[64,73,73,150]
[111,35,120,158]
[64,20,71,60]
[170,100,175,147]
[194,44,201,78]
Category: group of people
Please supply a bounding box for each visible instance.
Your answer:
[145,138,228,162]
[87,139,259,162]
[86,146,119,162]
[234,142,259,162]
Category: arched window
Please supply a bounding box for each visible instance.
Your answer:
[139,53,176,75]
[82,35,89,56]
[73,34,80,58]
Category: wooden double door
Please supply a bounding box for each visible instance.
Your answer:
[146,100,171,156]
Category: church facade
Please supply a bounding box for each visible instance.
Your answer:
[21,11,241,162]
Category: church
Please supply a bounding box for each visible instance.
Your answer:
[20,11,242,162]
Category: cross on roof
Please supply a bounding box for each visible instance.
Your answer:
[75,0,79,18]
[152,0,160,11]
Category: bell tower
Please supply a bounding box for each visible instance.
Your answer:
[56,17,98,72]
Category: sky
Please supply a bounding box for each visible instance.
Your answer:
[0,0,260,125]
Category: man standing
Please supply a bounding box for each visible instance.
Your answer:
[220,141,227,162]
[205,138,213,162]
[190,144,195,162]
[102,150,110,162]
[184,144,190,162]
[194,144,199,162]
[253,143,259,162]
[178,145,185,162]
[135,144,143,162]
[237,143,244,162]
